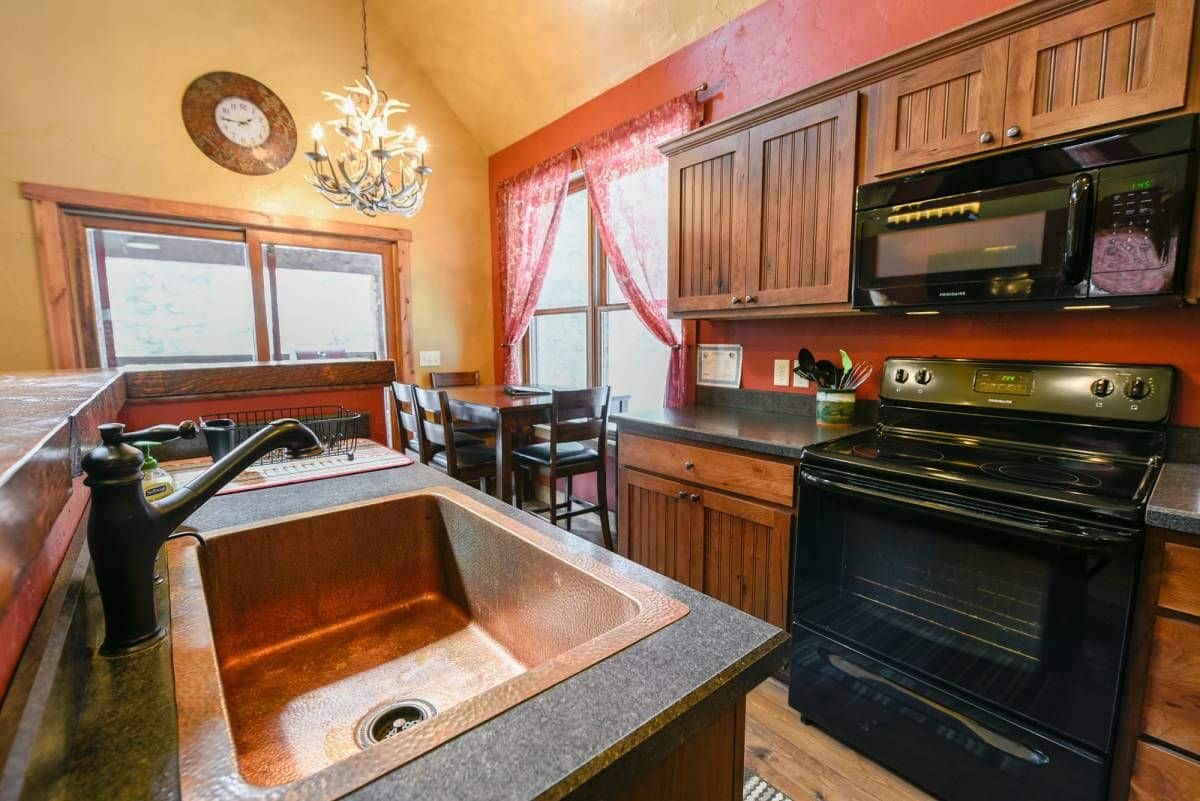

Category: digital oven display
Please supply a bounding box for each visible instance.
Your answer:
[974,369,1034,396]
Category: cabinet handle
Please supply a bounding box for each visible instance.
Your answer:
[979,131,994,144]
[683,460,694,470]
[744,295,756,303]
[1006,125,1022,139]
[676,490,688,499]
[689,493,700,503]
[731,296,742,304]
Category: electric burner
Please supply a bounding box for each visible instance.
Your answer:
[978,462,1103,489]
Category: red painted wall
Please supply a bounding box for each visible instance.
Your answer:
[488,0,1024,369]
[489,0,1200,428]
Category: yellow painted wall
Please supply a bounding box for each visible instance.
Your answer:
[0,0,492,381]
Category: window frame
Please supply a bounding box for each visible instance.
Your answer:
[524,175,634,389]
[22,183,414,380]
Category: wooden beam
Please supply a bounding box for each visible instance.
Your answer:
[123,360,397,399]
[19,183,412,243]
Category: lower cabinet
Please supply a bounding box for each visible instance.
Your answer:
[1113,530,1200,800]
[617,443,793,630]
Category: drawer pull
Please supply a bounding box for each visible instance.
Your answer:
[689,493,700,503]
[676,490,688,499]
[683,461,694,470]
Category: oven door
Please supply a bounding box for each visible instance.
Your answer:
[853,171,1096,308]
[792,466,1139,755]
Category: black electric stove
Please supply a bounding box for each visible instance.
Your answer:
[790,357,1173,801]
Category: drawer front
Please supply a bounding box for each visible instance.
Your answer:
[1142,615,1200,755]
[1160,542,1200,618]
[1130,741,1200,801]
[618,432,795,507]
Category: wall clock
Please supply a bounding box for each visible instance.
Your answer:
[181,71,296,175]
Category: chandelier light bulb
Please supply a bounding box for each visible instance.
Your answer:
[311,123,325,141]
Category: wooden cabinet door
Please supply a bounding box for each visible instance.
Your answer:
[697,488,792,628]
[667,130,750,314]
[873,39,1009,175]
[745,92,858,307]
[617,467,702,590]
[1004,0,1194,145]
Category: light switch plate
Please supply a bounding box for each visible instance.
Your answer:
[793,361,810,388]
[773,359,791,387]
[419,350,441,367]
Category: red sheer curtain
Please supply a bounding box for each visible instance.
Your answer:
[496,151,572,383]
[578,95,695,407]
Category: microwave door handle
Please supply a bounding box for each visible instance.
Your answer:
[1062,173,1094,284]
[826,654,1050,766]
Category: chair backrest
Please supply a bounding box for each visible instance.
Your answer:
[412,386,461,472]
[430,370,481,388]
[549,386,611,462]
[391,382,429,462]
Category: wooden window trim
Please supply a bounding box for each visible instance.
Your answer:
[21,183,415,382]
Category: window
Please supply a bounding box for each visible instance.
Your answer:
[526,179,671,412]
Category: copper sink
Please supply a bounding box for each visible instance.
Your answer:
[166,486,687,799]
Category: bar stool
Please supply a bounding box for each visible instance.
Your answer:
[512,386,613,551]
[430,370,493,437]
[412,386,497,493]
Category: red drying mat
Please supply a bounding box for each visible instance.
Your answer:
[164,440,413,495]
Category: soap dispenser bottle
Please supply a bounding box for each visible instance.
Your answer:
[135,441,175,501]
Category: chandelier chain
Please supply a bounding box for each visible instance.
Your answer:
[361,0,369,75]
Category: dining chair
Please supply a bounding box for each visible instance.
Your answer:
[412,386,497,492]
[512,386,613,550]
[391,381,429,462]
[429,370,493,437]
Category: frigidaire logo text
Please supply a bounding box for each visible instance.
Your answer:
[938,290,968,297]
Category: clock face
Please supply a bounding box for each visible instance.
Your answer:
[214,97,270,147]
[182,72,296,175]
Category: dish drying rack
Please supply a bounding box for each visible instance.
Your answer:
[199,406,362,466]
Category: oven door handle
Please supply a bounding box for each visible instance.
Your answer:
[826,653,1050,766]
[1062,172,1094,285]
[800,468,1135,544]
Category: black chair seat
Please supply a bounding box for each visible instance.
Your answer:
[512,441,599,467]
[432,444,496,469]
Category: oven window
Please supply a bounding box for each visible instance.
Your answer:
[793,482,1137,750]
[876,212,1047,277]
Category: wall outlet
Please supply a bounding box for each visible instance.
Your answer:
[419,350,441,367]
[793,361,810,388]
[773,359,791,387]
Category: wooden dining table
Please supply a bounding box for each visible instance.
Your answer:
[441,384,553,503]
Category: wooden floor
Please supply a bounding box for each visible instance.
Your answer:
[745,678,934,801]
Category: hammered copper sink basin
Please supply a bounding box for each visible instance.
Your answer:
[166,487,687,800]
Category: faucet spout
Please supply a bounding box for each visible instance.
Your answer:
[82,418,323,654]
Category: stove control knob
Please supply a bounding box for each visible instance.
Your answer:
[1125,377,1150,400]
[1091,378,1115,397]
[915,368,933,385]
[893,368,909,384]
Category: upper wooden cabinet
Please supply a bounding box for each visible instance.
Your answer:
[875,40,1009,175]
[746,92,858,307]
[872,0,1195,176]
[667,130,749,313]
[1004,0,1194,143]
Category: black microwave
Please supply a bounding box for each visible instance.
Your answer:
[853,115,1196,311]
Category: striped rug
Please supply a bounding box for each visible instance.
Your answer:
[744,769,793,801]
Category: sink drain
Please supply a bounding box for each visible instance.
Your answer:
[356,700,437,747]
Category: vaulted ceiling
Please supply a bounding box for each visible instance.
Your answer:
[379,0,766,155]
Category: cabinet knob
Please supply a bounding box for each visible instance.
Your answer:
[744,295,756,304]
[979,131,994,144]
[689,493,700,503]
[1006,125,1022,139]
[683,460,694,470]
[731,296,741,304]
[676,490,688,499]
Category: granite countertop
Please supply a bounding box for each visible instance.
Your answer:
[613,404,871,460]
[1148,462,1200,535]
[0,463,788,801]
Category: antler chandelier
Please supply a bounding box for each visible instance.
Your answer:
[305,0,430,217]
